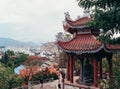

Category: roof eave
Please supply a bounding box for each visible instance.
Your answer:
[57,44,104,54]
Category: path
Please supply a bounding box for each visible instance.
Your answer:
[32,80,59,89]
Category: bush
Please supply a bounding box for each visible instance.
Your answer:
[31,70,58,82]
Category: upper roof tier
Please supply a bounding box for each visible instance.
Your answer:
[63,12,91,33]
[65,17,90,27]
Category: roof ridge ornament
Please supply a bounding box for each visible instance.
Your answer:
[75,16,81,20]
[62,21,67,26]
[83,9,90,17]
[64,12,71,20]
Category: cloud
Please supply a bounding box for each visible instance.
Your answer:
[0,0,83,43]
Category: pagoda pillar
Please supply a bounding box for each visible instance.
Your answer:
[107,54,113,78]
[66,53,70,80]
[109,59,112,77]
[108,58,113,78]
[100,59,102,78]
[73,55,76,71]
[93,58,98,87]
[70,54,73,83]
[80,59,84,84]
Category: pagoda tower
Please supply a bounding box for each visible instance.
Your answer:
[57,11,120,87]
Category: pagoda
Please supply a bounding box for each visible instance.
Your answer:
[57,11,120,87]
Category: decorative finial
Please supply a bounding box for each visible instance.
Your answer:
[62,21,67,26]
[76,16,81,20]
[64,12,71,20]
[83,9,90,17]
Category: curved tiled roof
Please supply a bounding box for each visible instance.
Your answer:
[59,14,120,53]
[58,34,103,54]
[105,44,120,51]
[63,17,91,32]
[66,17,91,26]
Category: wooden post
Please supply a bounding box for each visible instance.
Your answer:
[100,59,102,78]
[80,59,84,84]
[93,58,98,87]
[107,54,113,78]
[108,59,112,77]
[70,54,73,83]
[73,56,75,70]
[66,53,70,80]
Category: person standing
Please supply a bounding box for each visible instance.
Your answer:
[59,69,65,89]
[40,78,43,89]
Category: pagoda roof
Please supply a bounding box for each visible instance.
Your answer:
[105,44,120,52]
[66,17,91,26]
[59,13,120,54]
[57,34,120,54]
[63,17,91,31]
[58,34,103,54]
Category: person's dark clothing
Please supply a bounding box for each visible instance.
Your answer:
[40,78,43,88]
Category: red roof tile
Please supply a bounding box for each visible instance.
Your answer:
[105,44,120,50]
[59,15,120,53]
[58,34,102,53]
[28,56,48,60]
[66,17,91,26]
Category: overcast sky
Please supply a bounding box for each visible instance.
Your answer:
[0,0,83,43]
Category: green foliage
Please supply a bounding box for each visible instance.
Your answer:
[108,53,120,89]
[14,53,28,66]
[97,53,120,89]
[6,50,15,57]
[0,63,22,89]
[77,0,120,44]
[1,52,9,64]
[6,52,28,69]
[58,52,67,68]
[1,50,15,64]
[31,69,58,81]
[75,59,80,76]
[78,0,120,10]
[0,51,28,88]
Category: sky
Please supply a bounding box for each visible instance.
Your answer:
[0,0,83,43]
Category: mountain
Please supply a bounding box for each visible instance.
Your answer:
[0,38,38,47]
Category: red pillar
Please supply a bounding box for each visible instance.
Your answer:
[100,59,102,78]
[73,56,75,70]
[66,53,70,80]
[70,54,73,83]
[93,58,98,87]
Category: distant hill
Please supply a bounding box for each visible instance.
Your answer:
[0,37,38,47]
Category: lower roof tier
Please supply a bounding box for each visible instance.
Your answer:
[57,34,120,54]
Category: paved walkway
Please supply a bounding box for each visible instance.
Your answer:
[30,76,97,89]
[32,76,80,89]
[32,80,59,89]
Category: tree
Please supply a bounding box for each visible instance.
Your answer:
[1,52,9,64]
[1,50,15,64]
[7,52,28,69]
[0,63,22,89]
[108,53,120,89]
[58,52,67,68]
[77,0,120,44]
